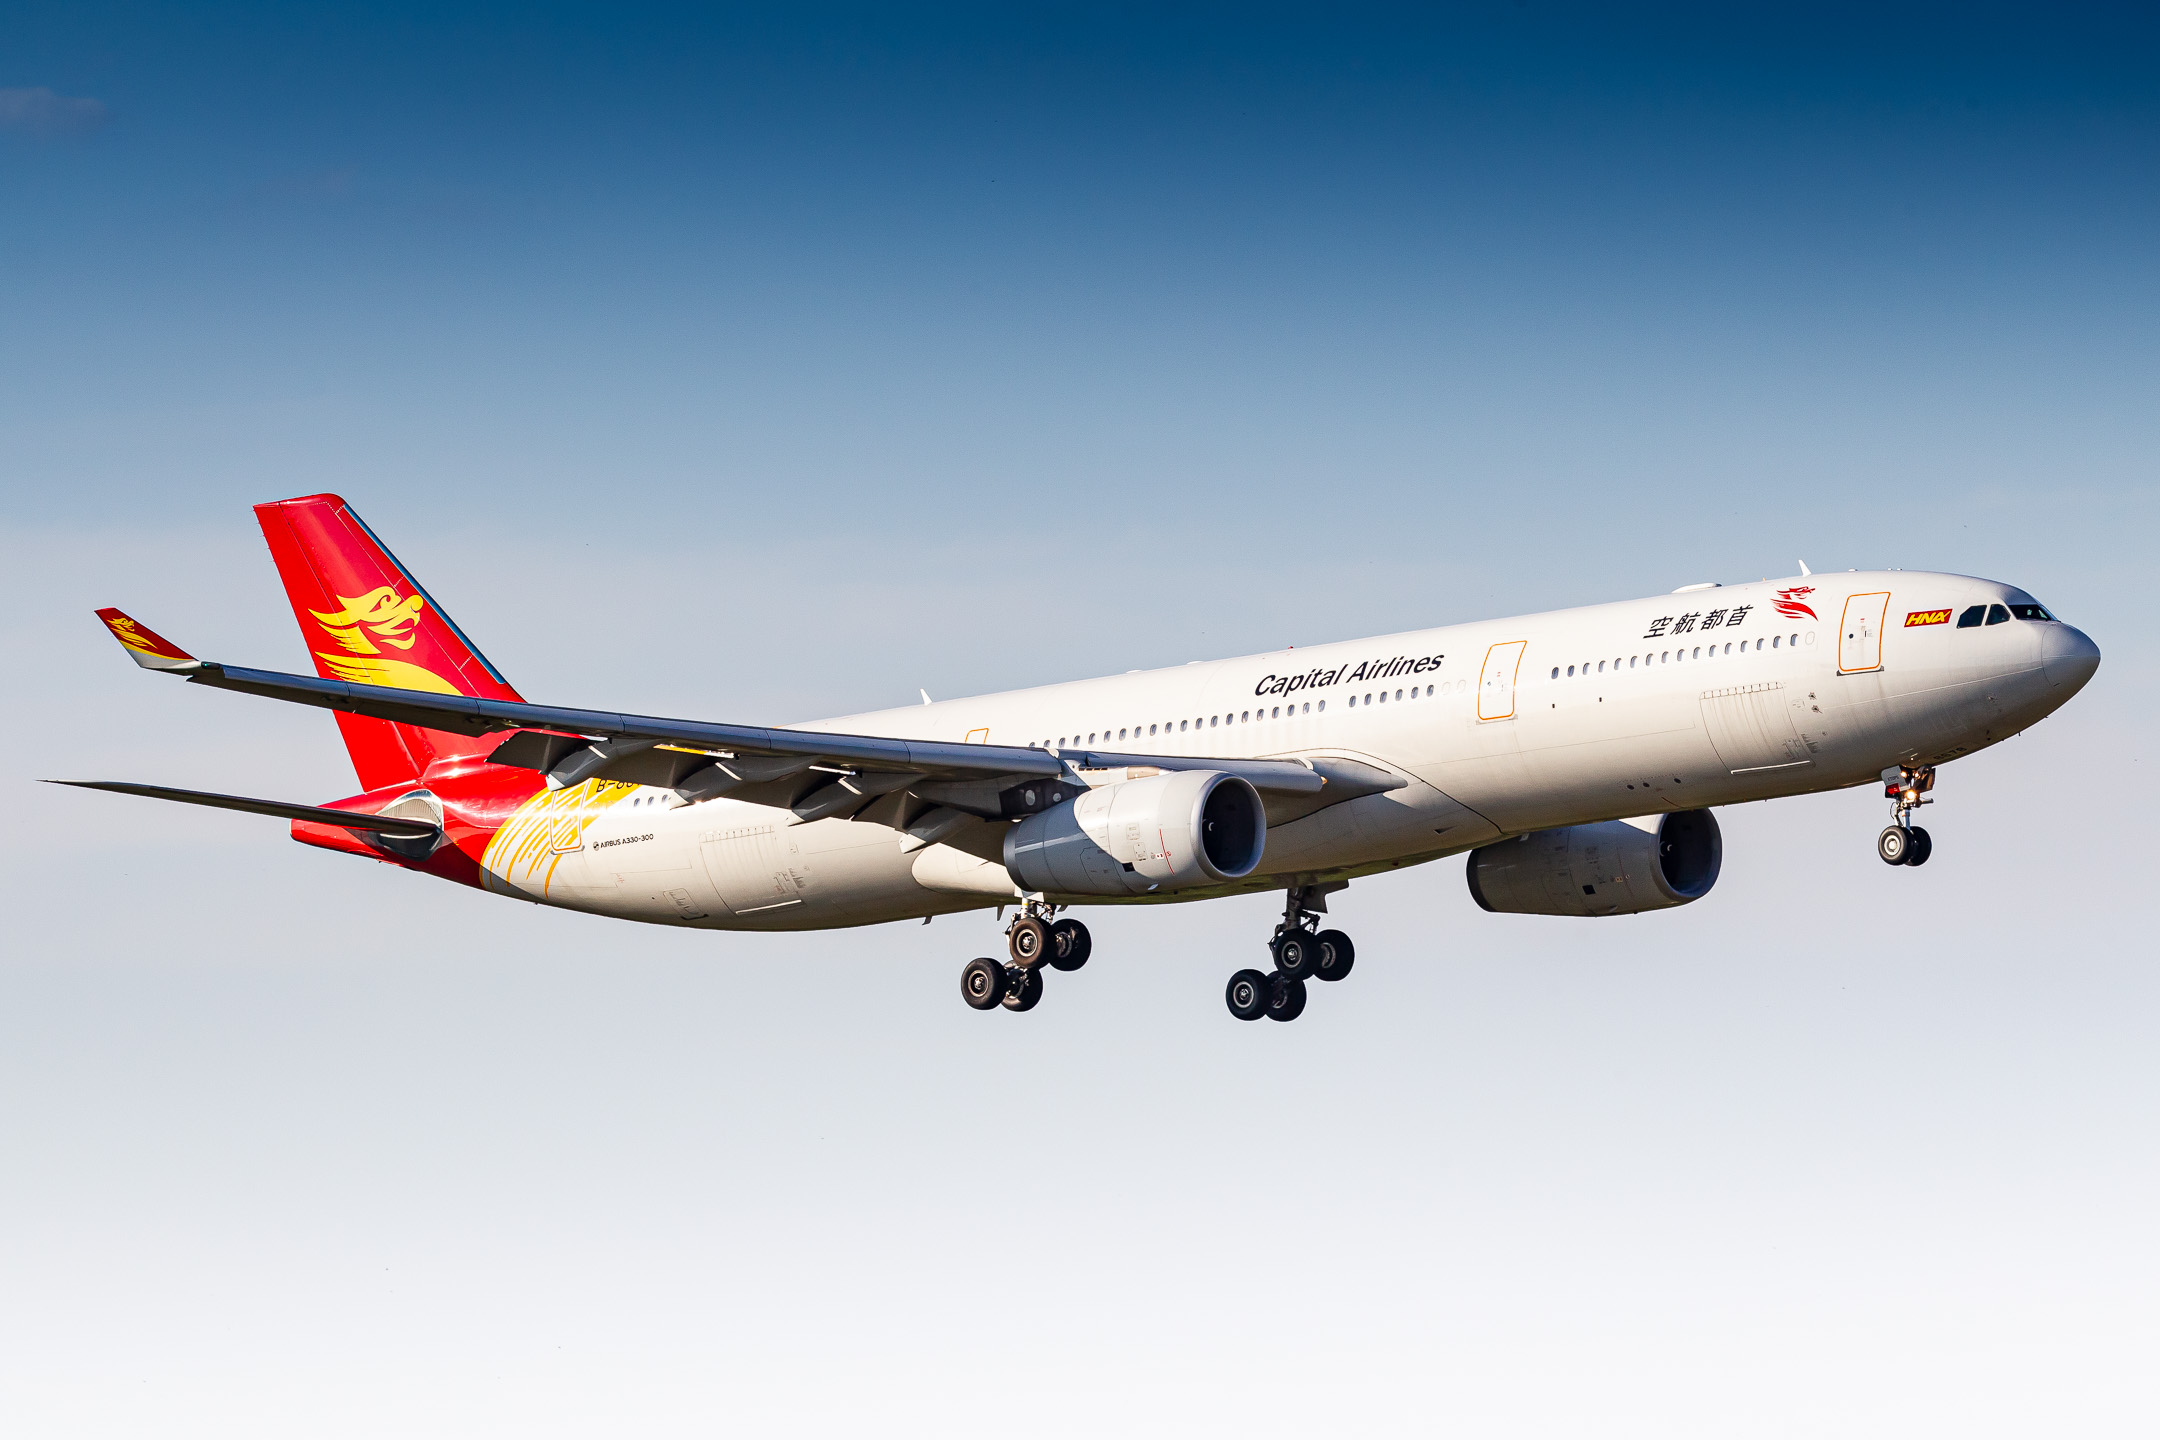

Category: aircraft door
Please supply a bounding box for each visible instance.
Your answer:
[1477,640,1529,721]
[1838,592,1891,674]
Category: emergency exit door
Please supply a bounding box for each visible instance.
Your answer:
[1478,640,1528,721]
[1838,592,1891,674]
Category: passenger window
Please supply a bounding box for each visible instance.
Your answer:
[2009,603,2055,621]
[1957,605,1986,628]
[1272,707,1281,718]
[1178,720,1187,732]
[1986,605,2009,625]
[1552,667,1560,679]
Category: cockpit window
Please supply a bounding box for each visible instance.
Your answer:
[1985,604,2011,626]
[2009,603,2056,621]
[1956,605,1986,628]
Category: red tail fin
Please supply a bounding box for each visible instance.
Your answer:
[255,494,524,791]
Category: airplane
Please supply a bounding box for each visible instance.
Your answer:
[60,494,2101,1023]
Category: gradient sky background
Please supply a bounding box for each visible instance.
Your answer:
[3,4,2156,1435]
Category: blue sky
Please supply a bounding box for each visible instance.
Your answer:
[7,5,2153,585]
[3,7,2157,1435]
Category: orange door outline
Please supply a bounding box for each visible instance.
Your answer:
[1838,592,1891,674]
[1478,640,1529,721]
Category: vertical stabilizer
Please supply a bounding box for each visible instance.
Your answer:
[254,494,524,791]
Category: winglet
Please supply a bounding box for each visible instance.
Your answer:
[95,608,201,672]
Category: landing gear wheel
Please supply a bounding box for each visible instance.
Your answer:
[1048,918,1092,972]
[961,957,1007,1010]
[1007,916,1049,967]
[1226,969,1271,1021]
[1272,932,1318,982]
[1265,972,1307,1023]
[1312,929,1355,983]
[1877,826,1911,866]
[1904,827,1932,867]
[1000,963,1043,1012]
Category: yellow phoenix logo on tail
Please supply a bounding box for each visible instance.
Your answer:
[312,587,426,654]
[310,587,456,692]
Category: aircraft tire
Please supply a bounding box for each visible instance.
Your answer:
[1904,827,1932,867]
[1048,917,1091,971]
[1273,932,1318,981]
[1877,826,1911,865]
[1000,963,1044,1012]
[1313,930,1355,982]
[1008,916,1049,967]
[1225,969,1270,1021]
[1265,973,1307,1023]
[961,957,1007,1010]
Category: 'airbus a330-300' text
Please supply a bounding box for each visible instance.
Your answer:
[63,496,2100,1022]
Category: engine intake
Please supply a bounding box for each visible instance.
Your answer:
[1466,809,1722,917]
[1004,769,1265,897]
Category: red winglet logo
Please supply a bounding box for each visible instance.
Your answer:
[95,608,198,670]
[1773,585,1818,621]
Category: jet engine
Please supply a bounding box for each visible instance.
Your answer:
[1004,769,1265,897]
[1466,809,1722,917]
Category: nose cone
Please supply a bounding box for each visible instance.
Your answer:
[2043,623,2101,696]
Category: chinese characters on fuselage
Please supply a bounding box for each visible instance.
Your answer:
[1643,604,1752,641]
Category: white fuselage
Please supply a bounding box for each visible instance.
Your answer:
[494,571,2098,930]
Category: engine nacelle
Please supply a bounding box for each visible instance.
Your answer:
[1466,809,1722,917]
[1003,769,1265,897]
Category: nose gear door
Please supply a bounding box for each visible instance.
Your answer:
[1477,640,1528,721]
[1838,592,1890,674]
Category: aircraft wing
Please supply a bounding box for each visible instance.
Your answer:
[93,608,1399,824]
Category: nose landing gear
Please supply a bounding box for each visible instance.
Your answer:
[1226,884,1353,1023]
[1878,765,1936,867]
[958,902,1091,1013]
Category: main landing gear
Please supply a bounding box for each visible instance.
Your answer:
[959,902,1091,1013]
[1877,764,1936,868]
[1225,884,1355,1024]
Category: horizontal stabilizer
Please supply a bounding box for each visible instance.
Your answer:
[45,780,441,837]
[95,609,199,671]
